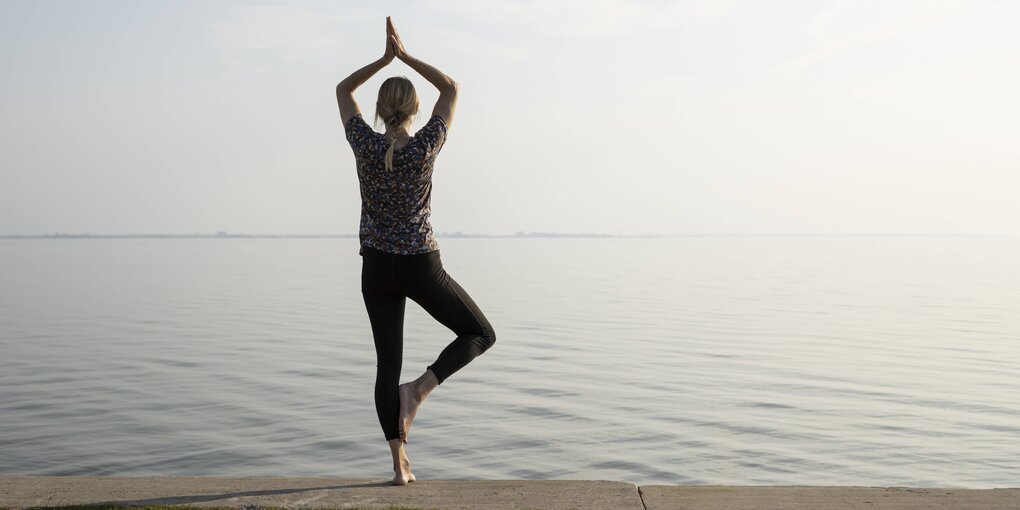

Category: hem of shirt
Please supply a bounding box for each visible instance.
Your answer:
[360,241,441,256]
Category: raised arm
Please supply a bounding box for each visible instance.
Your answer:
[336,17,396,126]
[336,57,389,126]
[388,17,458,128]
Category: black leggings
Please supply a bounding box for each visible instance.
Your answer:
[360,245,497,441]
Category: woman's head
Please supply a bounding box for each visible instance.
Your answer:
[375,76,420,172]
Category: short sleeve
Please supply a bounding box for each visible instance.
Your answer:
[415,115,448,156]
[344,113,374,157]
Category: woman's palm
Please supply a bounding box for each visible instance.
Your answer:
[386,16,408,59]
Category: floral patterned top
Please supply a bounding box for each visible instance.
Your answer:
[344,113,449,256]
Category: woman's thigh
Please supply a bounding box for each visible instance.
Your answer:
[396,255,492,338]
[361,254,406,360]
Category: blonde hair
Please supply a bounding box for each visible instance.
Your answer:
[375,76,420,172]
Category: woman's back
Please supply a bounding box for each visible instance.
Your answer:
[345,113,449,256]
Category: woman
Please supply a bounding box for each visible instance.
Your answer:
[336,16,497,486]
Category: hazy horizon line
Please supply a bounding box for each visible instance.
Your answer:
[1,231,1016,239]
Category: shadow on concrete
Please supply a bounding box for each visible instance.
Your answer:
[84,480,395,508]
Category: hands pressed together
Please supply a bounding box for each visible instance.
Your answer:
[382,16,409,64]
[337,14,454,122]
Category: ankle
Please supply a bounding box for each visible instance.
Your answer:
[422,369,438,391]
[415,370,439,397]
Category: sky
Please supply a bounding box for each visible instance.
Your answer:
[1,0,1017,236]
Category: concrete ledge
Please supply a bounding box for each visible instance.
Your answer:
[1,476,1017,510]
[0,476,641,510]
[640,485,1020,510]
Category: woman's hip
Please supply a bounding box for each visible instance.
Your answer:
[361,246,443,292]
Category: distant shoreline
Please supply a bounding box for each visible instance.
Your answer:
[1,232,1015,239]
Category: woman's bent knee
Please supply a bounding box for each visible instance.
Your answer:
[481,325,496,350]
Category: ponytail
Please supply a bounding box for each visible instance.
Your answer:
[383,111,408,173]
[374,76,419,172]
[384,132,398,172]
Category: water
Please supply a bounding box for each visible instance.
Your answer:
[1,237,1018,487]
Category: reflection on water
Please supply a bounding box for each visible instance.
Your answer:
[1,237,1017,487]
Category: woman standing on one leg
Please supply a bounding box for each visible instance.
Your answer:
[336,16,497,486]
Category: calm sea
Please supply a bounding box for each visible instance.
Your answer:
[1,237,1017,487]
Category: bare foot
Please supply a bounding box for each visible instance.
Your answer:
[392,450,415,485]
[402,449,416,482]
[391,467,408,486]
[398,381,427,444]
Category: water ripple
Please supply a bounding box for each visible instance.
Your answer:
[1,237,1018,487]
